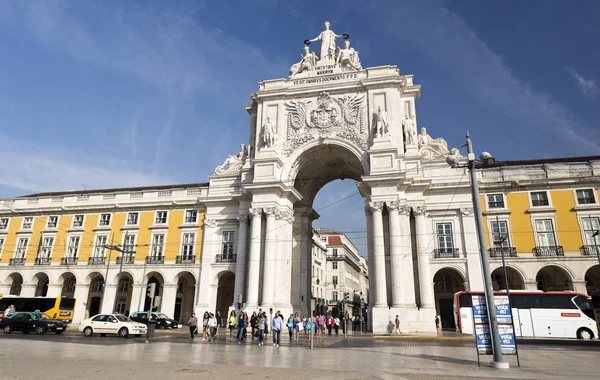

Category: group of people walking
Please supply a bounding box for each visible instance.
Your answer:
[187,311,223,341]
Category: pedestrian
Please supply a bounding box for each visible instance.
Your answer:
[257,312,267,346]
[435,315,441,335]
[202,311,209,341]
[306,316,313,343]
[3,305,11,319]
[250,311,258,340]
[327,315,333,336]
[208,313,217,342]
[334,316,340,335]
[302,315,307,335]
[237,311,246,343]
[188,313,198,339]
[228,310,237,342]
[271,311,282,347]
[243,311,249,339]
[351,315,356,333]
[215,310,222,340]
[287,314,294,341]
[394,315,401,334]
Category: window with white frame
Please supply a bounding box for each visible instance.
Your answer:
[40,237,54,258]
[150,234,165,257]
[490,221,510,248]
[47,216,58,228]
[535,219,557,247]
[222,231,234,256]
[332,248,338,257]
[15,237,29,258]
[582,217,600,246]
[184,210,197,223]
[99,213,111,226]
[531,191,549,207]
[436,223,454,252]
[22,217,33,229]
[576,189,596,205]
[332,261,338,270]
[66,236,80,257]
[0,217,9,230]
[126,212,139,225]
[181,233,195,257]
[123,234,136,253]
[72,215,84,227]
[0,237,5,257]
[93,236,107,257]
[487,194,505,209]
[333,291,338,301]
[155,211,168,224]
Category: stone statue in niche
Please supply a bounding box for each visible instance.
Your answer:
[374,106,390,138]
[262,116,277,148]
[289,45,319,78]
[214,144,247,175]
[336,40,362,71]
[402,115,416,146]
[308,21,344,61]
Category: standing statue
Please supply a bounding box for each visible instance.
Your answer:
[308,21,344,61]
[402,115,416,146]
[375,106,390,138]
[289,45,319,77]
[336,40,362,71]
[214,144,247,175]
[262,117,277,148]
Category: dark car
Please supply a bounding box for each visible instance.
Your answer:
[129,312,179,329]
[1,311,68,335]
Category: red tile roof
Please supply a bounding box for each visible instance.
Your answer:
[327,235,342,245]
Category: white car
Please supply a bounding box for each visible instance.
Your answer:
[79,314,147,338]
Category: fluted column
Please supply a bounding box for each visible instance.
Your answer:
[387,201,404,307]
[365,205,375,307]
[261,208,277,306]
[370,201,388,307]
[414,206,434,308]
[233,213,249,306]
[399,206,416,307]
[246,208,262,309]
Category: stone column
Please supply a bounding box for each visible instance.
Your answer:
[20,283,37,297]
[275,210,294,310]
[399,206,416,306]
[233,213,249,306]
[387,201,404,307]
[72,285,89,324]
[100,284,117,314]
[370,201,388,307]
[414,206,433,308]
[246,208,262,309]
[46,284,63,298]
[160,284,178,316]
[196,218,217,309]
[365,205,375,307]
[131,282,144,313]
[261,208,277,307]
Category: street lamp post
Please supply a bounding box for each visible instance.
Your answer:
[593,230,600,266]
[447,132,508,369]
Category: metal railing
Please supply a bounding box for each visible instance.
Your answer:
[533,246,564,257]
[580,245,600,256]
[9,257,26,266]
[116,255,135,265]
[488,247,517,258]
[60,257,78,265]
[176,255,196,264]
[215,254,237,263]
[145,256,164,264]
[35,257,52,265]
[88,257,105,265]
[433,248,460,259]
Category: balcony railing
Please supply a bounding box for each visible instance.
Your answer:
[176,255,196,264]
[88,257,105,265]
[580,245,600,256]
[215,254,237,263]
[9,257,26,266]
[146,256,164,264]
[433,248,460,259]
[61,257,78,265]
[488,247,517,258]
[533,246,564,257]
[116,255,135,265]
[35,257,52,265]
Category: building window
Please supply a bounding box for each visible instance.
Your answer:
[531,191,549,207]
[151,234,165,257]
[93,236,107,257]
[155,211,168,224]
[0,237,4,257]
[126,212,139,225]
[40,237,54,258]
[15,238,29,258]
[436,223,454,252]
[582,217,600,246]
[115,298,127,315]
[67,236,81,257]
[181,233,195,257]
[332,261,338,270]
[22,217,33,229]
[118,278,130,293]
[487,194,505,209]
[576,189,596,205]
[0,217,8,230]
[222,231,235,255]
[333,276,338,285]
[123,234,136,253]
[490,221,510,247]
[333,291,338,301]
[436,275,453,293]
[72,215,84,227]
[535,219,557,247]
[333,248,338,257]
[99,213,111,226]
[321,236,327,242]
[185,210,198,223]
[91,278,104,293]
[47,216,58,228]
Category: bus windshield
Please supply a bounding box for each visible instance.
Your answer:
[573,295,595,320]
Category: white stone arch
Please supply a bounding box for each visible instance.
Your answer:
[28,271,51,286]
[83,270,105,286]
[54,271,80,286]
[537,262,576,282]
[490,263,529,282]
[109,270,136,286]
[2,272,24,286]
[171,270,197,286]
[212,269,235,286]
[489,264,527,290]
[535,263,576,292]
[145,270,166,284]
[433,265,467,283]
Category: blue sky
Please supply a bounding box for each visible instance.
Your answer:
[1,0,599,255]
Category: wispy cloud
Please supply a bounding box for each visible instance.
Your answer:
[567,67,598,98]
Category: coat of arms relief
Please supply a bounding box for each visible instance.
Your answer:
[282,92,367,156]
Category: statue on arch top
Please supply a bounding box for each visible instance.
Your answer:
[289,45,319,78]
[308,21,347,62]
[336,40,362,71]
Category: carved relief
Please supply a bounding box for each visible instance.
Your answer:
[412,206,426,216]
[398,206,411,216]
[417,127,462,161]
[204,218,218,228]
[214,144,247,175]
[386,201,399,211]
[283,92,366,156]
[264,207,277,216]
[369,201,384,212]
[460,208,474,216]
[250,208,263,217]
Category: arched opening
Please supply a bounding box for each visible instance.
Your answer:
[144,272,164,312]
[536,265,573,292]
[60,273,76,298]
[114,273,133,315]
[174,271,196,323]
[8,273,23,296]
[215,271,235,319]
[585,265,600,295]
[33,273,49,297]
[86,273,105,317]
[491,267,525,291]
[433,268,465,330]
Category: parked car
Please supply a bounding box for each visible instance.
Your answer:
[129,312,179,329]
[79,314,147,338]
[0,311,68,335]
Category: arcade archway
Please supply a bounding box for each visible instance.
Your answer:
[536,265,573,291]
[7,273,23,296]
[86,272,105,317]
[174,271,196,323]
[144,272,164,312]
[433,268,465,330]
[33,272,49,297]
[585,265,600,295]
[59,272,76,298]
[491,266,525,291]
[215,271,234,319]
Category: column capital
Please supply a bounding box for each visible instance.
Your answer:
[398,206,411,216]
[238,213,250,222]
[276,210,294,223]
[264,207,277,216]
[386,201,400,211]
[413,206,427,216]
[369,201,384,212]
[460,207,474,216]
[249,208,263,217]
[204,218,218,228]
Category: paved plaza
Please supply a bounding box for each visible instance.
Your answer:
[1,332,598,380]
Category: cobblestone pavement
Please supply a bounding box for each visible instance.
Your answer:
[0,332,598,380]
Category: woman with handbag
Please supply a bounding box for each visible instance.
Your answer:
[188,313,198,339]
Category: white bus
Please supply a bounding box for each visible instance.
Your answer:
[454,290,598,340]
